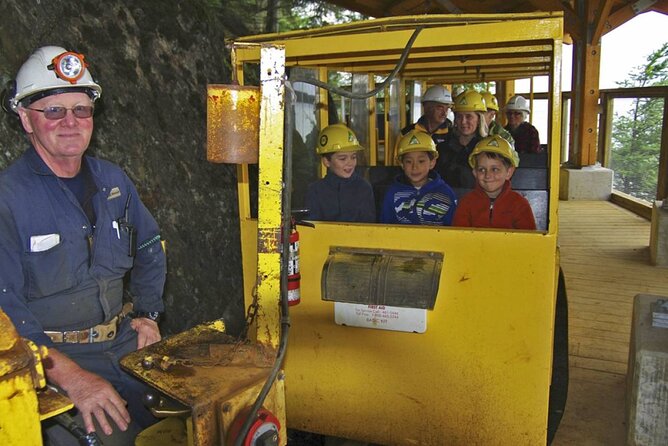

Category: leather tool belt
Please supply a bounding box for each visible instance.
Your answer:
[45,314,122,344]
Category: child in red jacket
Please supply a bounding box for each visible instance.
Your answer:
[453,135,536,229]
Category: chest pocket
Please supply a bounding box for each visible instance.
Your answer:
[25,239,75,299]
[110,224,135,270]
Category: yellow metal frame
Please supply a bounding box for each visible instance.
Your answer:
[231,13,563,445]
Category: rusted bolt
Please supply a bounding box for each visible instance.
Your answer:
[142,355,154,370]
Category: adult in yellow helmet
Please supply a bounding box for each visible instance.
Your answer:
[401,85,454,146]
[305,123,376,222]
[504,94,542,153]
[436,89,489,188]
[481,91,514,144]
[1,46,166,445]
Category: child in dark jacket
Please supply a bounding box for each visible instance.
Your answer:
[453,135,536,229]
[381,130,457,225]
[305,124,376,222]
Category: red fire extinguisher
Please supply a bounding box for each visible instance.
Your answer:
[287,224,300,306]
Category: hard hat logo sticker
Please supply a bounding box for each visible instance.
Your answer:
[320,135,328,147]
[409,135,420,145]
[488,139,500,147]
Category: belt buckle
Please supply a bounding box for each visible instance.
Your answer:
[63,331,79,343]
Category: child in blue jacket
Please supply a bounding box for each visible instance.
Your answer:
[381,130,457,225]
[305,124,376,222]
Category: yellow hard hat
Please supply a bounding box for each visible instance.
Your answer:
[316,124,364,155]
[481,91,499,111]
[396,130,438,161]
[453,90,487,113]
[468,135,519,168]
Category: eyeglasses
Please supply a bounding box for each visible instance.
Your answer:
[26,105,94,120]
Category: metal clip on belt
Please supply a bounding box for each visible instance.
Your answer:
[45,315,120,344]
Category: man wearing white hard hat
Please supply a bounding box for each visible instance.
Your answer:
[401,84,454,147]
[1,46,166,445]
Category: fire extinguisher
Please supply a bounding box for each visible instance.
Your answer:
[287,223,301,306]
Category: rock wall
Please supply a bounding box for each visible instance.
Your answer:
[0,0,250,336]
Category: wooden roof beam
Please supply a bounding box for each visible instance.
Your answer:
[433,0,462,14]
[388,0,431,16]
[651,0,668,14]
[606,0,659,33]
[591,0,614,44]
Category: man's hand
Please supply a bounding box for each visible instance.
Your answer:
[45,349,130,435]
[131,317,161,349]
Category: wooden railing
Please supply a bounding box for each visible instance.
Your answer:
[521,87,668,218]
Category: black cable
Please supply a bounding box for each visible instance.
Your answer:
[288,27,423,99]
[53,412,102,446]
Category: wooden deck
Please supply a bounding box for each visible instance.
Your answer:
[552,200,668,445]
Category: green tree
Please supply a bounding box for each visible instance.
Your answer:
[610,42,668,201]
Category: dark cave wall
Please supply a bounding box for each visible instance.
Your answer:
[0,0,246,336]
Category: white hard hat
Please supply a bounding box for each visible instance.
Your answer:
[505,95,530,113]
[4,46,101,114]
[422,85,453,105]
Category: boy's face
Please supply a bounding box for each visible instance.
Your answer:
[401,151,436,188]
[323,151,358,178]
[472,153,515,198]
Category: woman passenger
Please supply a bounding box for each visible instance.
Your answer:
[504,94,542,154]
[436,89,488,188]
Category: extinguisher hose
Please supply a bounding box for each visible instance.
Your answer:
[233,80,295,446]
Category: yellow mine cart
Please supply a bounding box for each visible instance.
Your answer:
[225,13,565,445]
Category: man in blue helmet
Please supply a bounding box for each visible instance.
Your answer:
[0,46,166,445]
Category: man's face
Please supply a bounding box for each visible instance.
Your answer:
[323,151,358,179]
[455,112,479,137]
[18,92,94,167]
[423,101,449,124]
[401,151,436,188]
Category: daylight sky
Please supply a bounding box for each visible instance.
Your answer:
[573,10,668,89]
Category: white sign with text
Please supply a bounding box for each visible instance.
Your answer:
[334,302,427,333]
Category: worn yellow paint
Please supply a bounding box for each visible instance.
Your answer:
[0,374,42,445]
[233,13,563,445]
[232,14,563,83]
[240,220,558,444]
[135,417,192,446]
[255,45,286,349]
[0,310,47,445]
